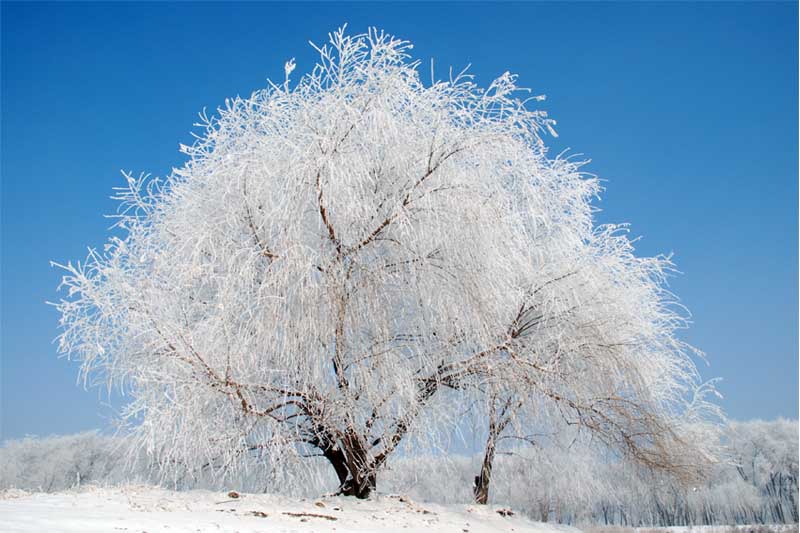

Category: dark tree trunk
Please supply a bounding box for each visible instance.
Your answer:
[316,433,377,499]
[474,428,496,504]
[339,470,376,499]
[320,442,350,488]
[474,395,519,505]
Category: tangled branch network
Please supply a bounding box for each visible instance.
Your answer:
[53,28,721,498]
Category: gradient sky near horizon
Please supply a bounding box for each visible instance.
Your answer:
[2,2,797,441]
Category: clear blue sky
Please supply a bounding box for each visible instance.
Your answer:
[2,2,797,441]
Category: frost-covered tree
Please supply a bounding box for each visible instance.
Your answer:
[469,237,724,503]
[53,27,718,499]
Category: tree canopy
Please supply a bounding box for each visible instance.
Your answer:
[53,28,719,498]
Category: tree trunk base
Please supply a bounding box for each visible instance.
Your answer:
[336,472,376,499]
[474,474,489,505]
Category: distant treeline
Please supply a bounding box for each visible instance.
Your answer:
[1,419,796,527]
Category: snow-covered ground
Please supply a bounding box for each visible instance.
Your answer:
[0,485,581,533]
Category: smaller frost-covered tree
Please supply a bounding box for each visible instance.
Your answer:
[53,27,719,499]
[468,227,723,504]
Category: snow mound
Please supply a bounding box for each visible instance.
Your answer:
[0,485,581,533]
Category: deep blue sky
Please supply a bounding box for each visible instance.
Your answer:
[2,2,797,441]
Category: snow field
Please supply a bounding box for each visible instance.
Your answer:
[0,485,582,533]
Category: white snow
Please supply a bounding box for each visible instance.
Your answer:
[0,485,581,533]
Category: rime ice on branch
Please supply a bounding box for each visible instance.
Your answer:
[53,27,720,499]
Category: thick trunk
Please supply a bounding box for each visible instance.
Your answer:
[317,434,377,499]
[341,430,377,499]
[339,469,376,499]
[320,441,350,488]
[474,431,496,504]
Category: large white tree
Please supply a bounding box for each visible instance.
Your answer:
[53,27,717,499]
